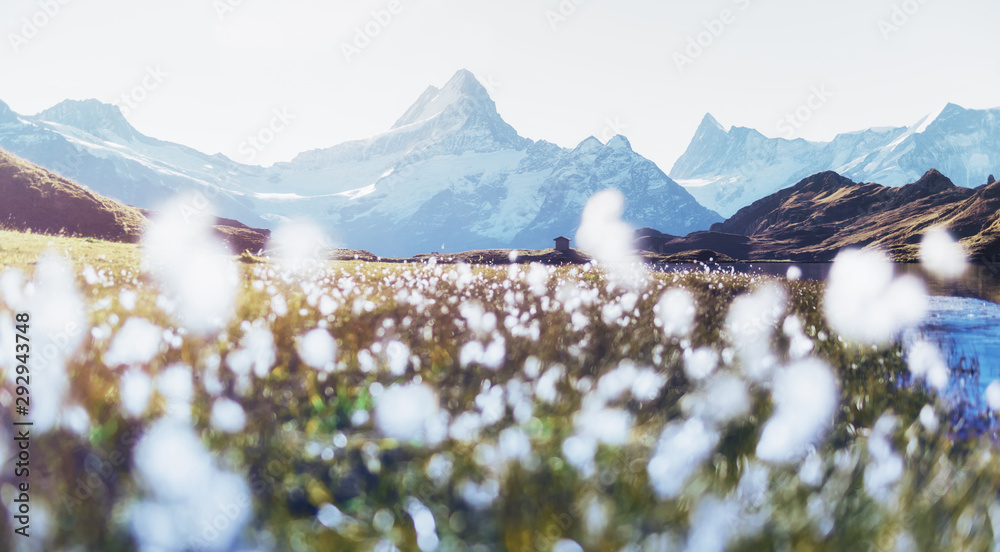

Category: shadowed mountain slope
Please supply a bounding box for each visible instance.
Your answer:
[637,170,1000,262]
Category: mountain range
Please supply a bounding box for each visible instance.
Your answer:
[671,104,1000,217]
[0,70,721,257]
[637,169,1000,262]
[3,70,997,257]
[7,139,998,267]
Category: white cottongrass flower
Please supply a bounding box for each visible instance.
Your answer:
[384,340,411,376]
[824,249,927,345]
[986,382,1000,411]
[574,402,632,447]
[104,318,162,367]
[919,404,939,433]
[864,415,903,503]
[654,288,697,338]
[726,283,786,381]
[142,194,239,334]
[684,497,740,552]
[156,364,195,421]
[406,499,440,552]
[297,328,337,372]
[575,189,646,289]
[919,227,968,281]
[906,340,949,392]
[227,324,277,378]
[210,398,247,433]
[375,383,440,443]
[756,359,838,464]
[647,418,719,499]
[680,373,751,426]
[782,315,814,360]
[268,218,330,269]
[20,254,87,433]
[130,420,251,552]
[553,540,584,552]
[684,347,719,381]
[562,434,598,477]
[526,263,550,297]
[120,368,153,417]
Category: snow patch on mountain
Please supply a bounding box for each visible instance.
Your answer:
[672,104,1000,217]
[0,70,721,257]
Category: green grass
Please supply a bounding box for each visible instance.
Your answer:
[0,230,997,551]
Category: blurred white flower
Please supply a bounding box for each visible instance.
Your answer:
[756,359,838,464]
[105,318,162,367]
[920,227,968,281]
[297,328,337,372]
[227,324,277,378]
[684,347,718,381]
[906,340,949,392]
[655,288,697,338]
[864,415,903,503]
[268,218,330,269]
[824,249,927,345]
[726,283,786,381]
[131,420,251,551]
[375,383,440,443]
[210,398,247,433]
[575,189,646,289]
[121,368,153,417]
[684,497,739,552]
[987,382,1000,411]
[648,418,719,499]
[919,404,939,433]
[142,194,238,334]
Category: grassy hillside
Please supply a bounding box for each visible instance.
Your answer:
[0,148,271,253]
[640,170,1000,263]
[0,148,147,242]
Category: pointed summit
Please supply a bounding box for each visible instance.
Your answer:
[696,113,726,135]
[34,99,138,141]
[385,70,526,152]
[607,135,632,151]
[572,136,604,154]
[392,69,495,129]
[910,168,956,192]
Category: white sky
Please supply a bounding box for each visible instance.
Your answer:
[1,0,998,169]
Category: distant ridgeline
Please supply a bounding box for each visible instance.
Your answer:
[637,170,1000,263]
[1,76,997,257]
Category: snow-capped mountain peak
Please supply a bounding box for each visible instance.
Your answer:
[607,135,632,151]
[34,99,139,141]
[392,69,497,129]
[0,70,723,256]
[697,113,726,135]
[672,103,1000,216]
[573,136,604,154]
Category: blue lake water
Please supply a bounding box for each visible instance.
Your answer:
[666,262,1000,415]
[905,296,1000,409]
